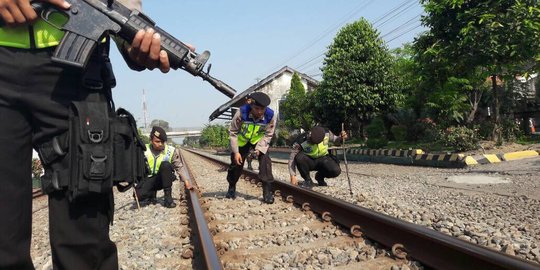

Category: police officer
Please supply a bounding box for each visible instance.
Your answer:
[0,0,176,269]
[289,126,348,187]
[227,92,276,204]
[135,126,184,208]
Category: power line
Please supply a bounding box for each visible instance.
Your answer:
[372,0,416,26]
[381,13,422,39]
[261,0,376,76]
[296,52,325,70]
[386,24,423,43]
[375,0,419,28]
[283,1,424,79]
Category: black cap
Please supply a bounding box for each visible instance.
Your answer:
[150,126,167,142]
[308,126,325,144]
[249,92,271,107]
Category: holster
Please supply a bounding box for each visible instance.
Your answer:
[37,104,148,202]
[36,40,148,202]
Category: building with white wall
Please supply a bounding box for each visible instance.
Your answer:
[209,66,319,121]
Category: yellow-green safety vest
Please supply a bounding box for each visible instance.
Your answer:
[237,104,274,147]
[238,123,267,147]
[301,133,330,158]
[0,13,67,49]
[145,144,174,177]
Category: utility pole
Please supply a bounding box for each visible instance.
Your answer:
[142,89,148,129]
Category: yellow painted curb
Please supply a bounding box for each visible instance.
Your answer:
[464,156,478,165]
[502,150,539,161]
[483,154,502,163]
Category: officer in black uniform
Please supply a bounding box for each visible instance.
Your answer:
[0,0,175,269]
[226,92,277,204]
[289,126,347,187]
[135,126,184,208]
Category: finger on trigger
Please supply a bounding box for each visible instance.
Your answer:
[159,50,170,73]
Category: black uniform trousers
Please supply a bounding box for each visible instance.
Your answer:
[0,47,117,269]
[227,144,274,185]
[294,151,341,182]
[135,161,176,200]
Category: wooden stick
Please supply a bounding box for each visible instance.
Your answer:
[342,123,353,196]
[133,188,141,210]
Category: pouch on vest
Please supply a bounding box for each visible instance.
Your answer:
[68,101,113,200]
[112,108,148,192]
[37,134,70,194]
[37,104,147,200]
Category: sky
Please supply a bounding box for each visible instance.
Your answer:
[109,0,427,129]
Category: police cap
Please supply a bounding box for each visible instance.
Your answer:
[150,126,167,142]
[249,92,271,107]
[308,126,325,144]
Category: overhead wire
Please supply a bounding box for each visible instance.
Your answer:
[374,0,419,28]
[279,0,424,78]
[372,0,415,26]
[260,0,376,77]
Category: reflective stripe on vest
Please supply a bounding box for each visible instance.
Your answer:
[237,104,274,147]
[238,122,266,147]
[145,144,174,177]
[301,133,330,158]
[0,13,67,49]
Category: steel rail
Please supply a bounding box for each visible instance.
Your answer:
[183,148,540,270]
[179,150,224,270]
[32,189,44,199]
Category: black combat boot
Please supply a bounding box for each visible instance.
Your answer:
[262,182,274,204]
[134,188,149,207]
[301,178,315,188]
[315,172,328,186]
[163,188,176,208]
[149,190,158,205]
[225,183,236,199]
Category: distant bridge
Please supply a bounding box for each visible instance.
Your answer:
[142,127,202,138]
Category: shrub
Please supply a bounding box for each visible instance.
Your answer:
[366,117,386,139]
[407,118,439,142]
[441,126,479,152]
[390,125,407,141]
[366,138,388,149]
[501,118,522,142]
[477,122,495,140]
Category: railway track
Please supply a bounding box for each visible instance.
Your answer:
[180,148,540,270]
[28,149,540,269]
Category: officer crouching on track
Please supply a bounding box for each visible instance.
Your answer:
[289,126,348,187]
[135,126,187,208]
[226,92,277,204]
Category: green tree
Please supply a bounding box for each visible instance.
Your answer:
[419,0,540,140]
[199,124,229,148]
[182,136,200,147]
[314,18,402,133]
[280,72,315,131]
[391,44,419,110]
[138,128,150,145]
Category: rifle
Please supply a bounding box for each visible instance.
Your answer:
[0,0,236,98]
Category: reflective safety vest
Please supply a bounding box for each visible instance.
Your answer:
[237,104,274,147]
[145,144,174,177]
[0,13,68,49]
[301,133,330,158]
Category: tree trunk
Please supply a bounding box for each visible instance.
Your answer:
[491,75,502,143]
[467,90,482,124]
